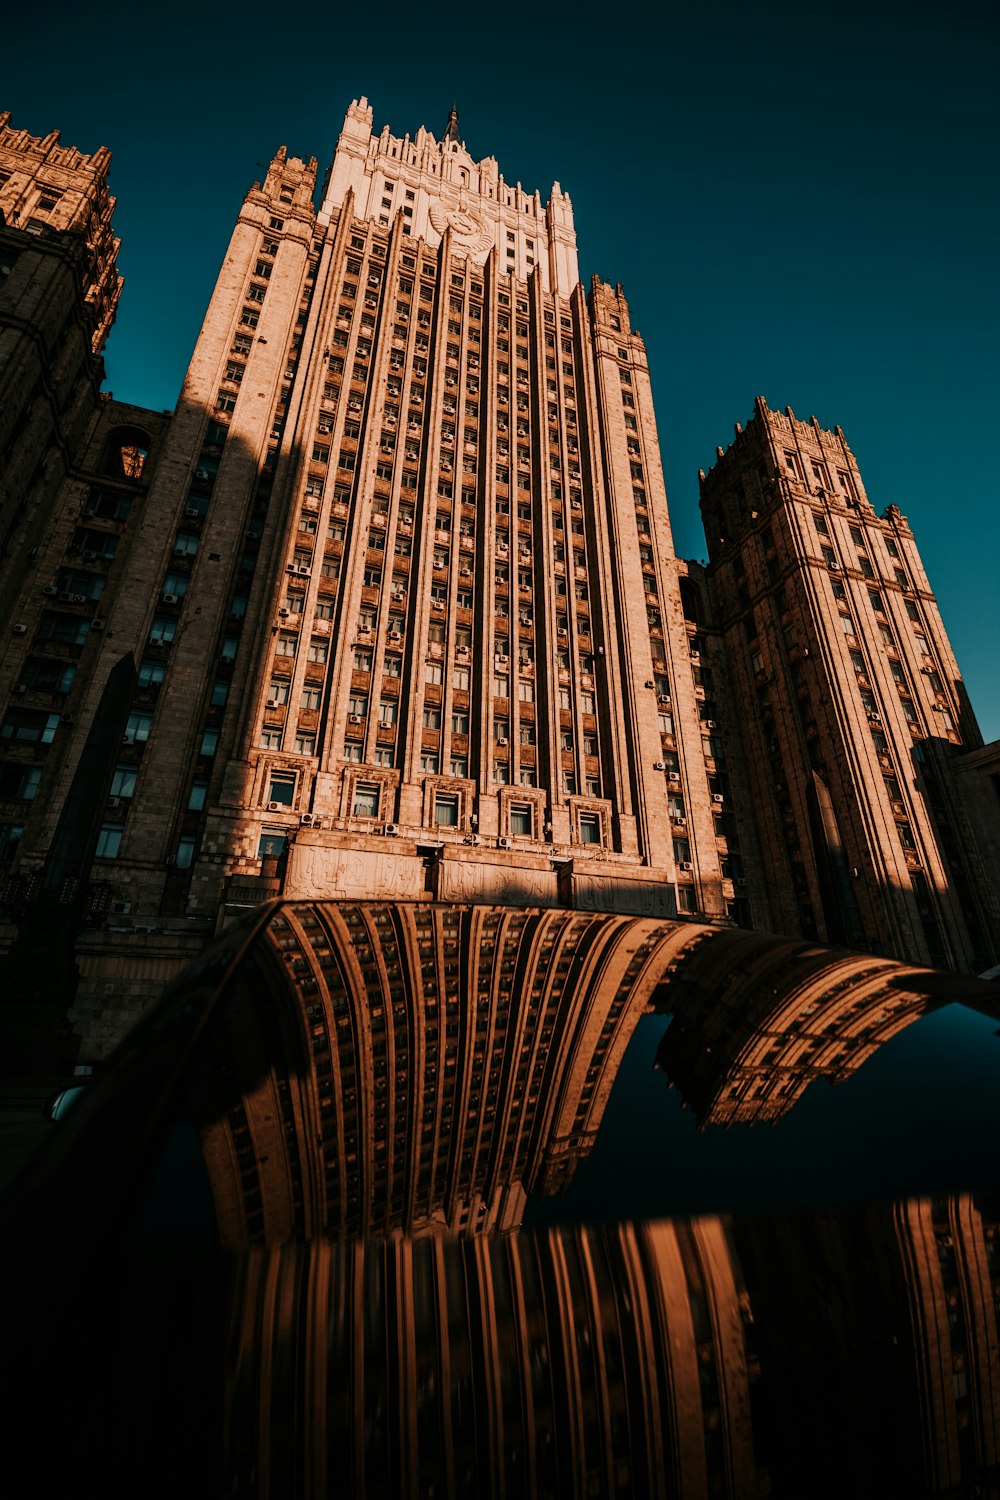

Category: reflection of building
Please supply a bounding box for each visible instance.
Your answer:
[733,1193,1000,1498]
[186,1197,1000,1498]
[191,903,703,1242]
[2,101,1000,1066]
[225,1218,760,1499]
[650,926,994,1126]
[893,1196,1000,1489]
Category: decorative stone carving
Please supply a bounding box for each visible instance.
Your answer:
[285,845,424,901]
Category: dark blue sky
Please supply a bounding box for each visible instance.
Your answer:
[7,2,999,736]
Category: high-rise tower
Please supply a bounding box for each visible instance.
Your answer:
[41,97,747,964]
[699,397,999,970]
[0,115,125,630]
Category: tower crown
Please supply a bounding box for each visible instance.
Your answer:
[320,96,579,294]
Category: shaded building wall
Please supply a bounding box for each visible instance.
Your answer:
[699,396,1000,970]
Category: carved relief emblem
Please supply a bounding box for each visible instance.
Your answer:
[428,197,493,257]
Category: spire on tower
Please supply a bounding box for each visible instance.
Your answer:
[443,102,461,144]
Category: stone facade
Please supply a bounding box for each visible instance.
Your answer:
[699,397,1000,969]
[1,102,999,1062]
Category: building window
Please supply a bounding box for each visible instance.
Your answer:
[294,732,316,755]
[579,813,601,845]
[124,711,153,743]
[268,772,295,806]
[352,783,380,818]
[95,823,124,860]
[434,795,459,827]
[175,836,196,871]
[509,805,532,837]
[259,729,282,749]
[258,828,288,858]
[187,778,208,811]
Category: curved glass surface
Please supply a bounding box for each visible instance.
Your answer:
[7,901,1000,1496]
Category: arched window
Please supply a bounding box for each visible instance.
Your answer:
[102,425,151,480]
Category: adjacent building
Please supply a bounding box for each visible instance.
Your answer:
[1,99,998,1062]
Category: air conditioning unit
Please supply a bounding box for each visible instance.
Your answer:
[668,772,681,782]
[91,618,107,631]
[497,836,513,849]
[828,561,841,571]
[58,591,73,602]
[12,623,27,635]
[678,861,693,871]
[384,823,400,837]
[658,694,671,705]
[42,585,58,596]
[712,793,724,804]
[690,650,700,661]
[704,720,717,729]
[653,760,666,771]
[13,684,27,695]
[111,900,132,915]
[297,565,311,576]
[82,551,99,562]
[497,736,508,746]
[162,593,179,605]
[735,877,747,888]
[300,813,317,826]
[496,654,508,665]
[277,609,291,620]
[267,801,282,811]
[108,796,121,809]
[389,631,402,642]
[433,601,445,611]
[185,507,201,519]
[122,735,135,746]
[348,713,362,724]
[195,468,212,481]
[81,507,96,518]
[60,713,74,724]
[71,595,87,605]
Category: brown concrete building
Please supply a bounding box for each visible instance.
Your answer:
[1,100,999,1065]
